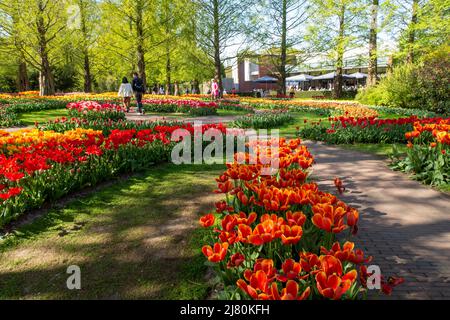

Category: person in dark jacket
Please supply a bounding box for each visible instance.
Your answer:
[132,72,146,114]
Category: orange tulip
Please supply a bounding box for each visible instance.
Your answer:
[214,181,233,194]
[215,200,233,213]
[270,281,310,300]
[300,252,320,272]
[334,177,345,195]
[199,214,215,228]
[320,242,371,264]
[248,220,282,246]
[312,203,347,233]
[201,242,229,263]
[280,225,303,245]
[276,259,307,282]
[237,270,271,300]
[227,253,245,268]
[315,255,357,299]
[315,270,357,300]
[346,208,359,227]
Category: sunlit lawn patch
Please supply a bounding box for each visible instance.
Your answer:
[0,163,224,299]
[18,109,68,126]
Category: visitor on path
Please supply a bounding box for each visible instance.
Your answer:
[132,72,146,115]
[211,78,219,100]
[118,77,133,112]
[289,86,295,99]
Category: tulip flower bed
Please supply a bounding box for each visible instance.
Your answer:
[67,101,126,121]
[6,100,68,113]
[142,99,218,116]
[38,117,185,135]
[391,119,450,186]
[200,138,403,300]
[231,110,294,129]
[300,116,450,144]
[367,105,441,118]
[239,98,379,118]
[218,101,255,113]
[0,122,228,227]
[0,105,22,127]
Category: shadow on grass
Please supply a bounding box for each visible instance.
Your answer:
[0,163,225,299]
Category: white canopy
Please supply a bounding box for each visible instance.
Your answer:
[313,72,353,80]
[286,74,314,82]
[348,72,368,79]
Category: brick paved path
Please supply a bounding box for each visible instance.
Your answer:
[304,141,450,300]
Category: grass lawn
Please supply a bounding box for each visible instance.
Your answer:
[338,143,408,157]
[216,109,249,117]
[0,163,224,299]
[277,111,326,137]
[18,109,69,126]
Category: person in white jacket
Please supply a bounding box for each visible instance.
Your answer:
[118,77,134,112]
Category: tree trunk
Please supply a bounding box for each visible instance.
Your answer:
[166,49,171,95]
[406,0,418,64]
[333,4,345,99]
[165,1,171,95]
[367,0,378,87]
[280,0,288,95]
[83,51,92,92]
[213,0,223,97]
[39,55,55,96]
[17,59,29,92]
[136,1,147,89]
[79,0,92,92]
[37,1,55,96]
[192,79,200,94]
[387,55,393,75]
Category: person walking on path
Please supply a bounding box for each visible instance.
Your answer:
[118,77,133,112]
[132,72,146,114]
[211,78,219,100]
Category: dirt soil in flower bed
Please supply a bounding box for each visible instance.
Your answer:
[0,164,224,299]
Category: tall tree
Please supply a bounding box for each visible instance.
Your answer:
[194,0,252,95]
[252,0,310,95]
[309,0,366,98]
[70,0,98,92]
[5,0,67,95]
[103,0,157,88]
[406,0,419,63]
[401,0,449,62]
[367,0,379,86]
[0,1,31,92]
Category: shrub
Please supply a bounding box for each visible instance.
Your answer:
[357,50,450,114]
